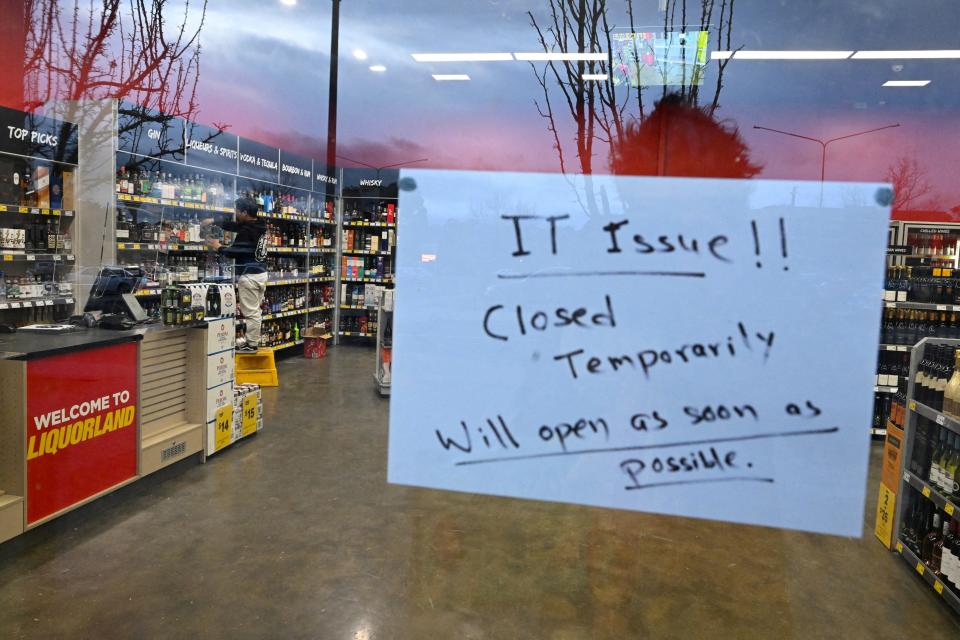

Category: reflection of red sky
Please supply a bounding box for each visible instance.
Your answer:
[10,63,956,213]
[204,92,960,213]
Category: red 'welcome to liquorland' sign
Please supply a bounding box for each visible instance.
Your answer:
[26,342,138,524]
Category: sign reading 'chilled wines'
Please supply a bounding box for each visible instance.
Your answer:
[388,170,891,537]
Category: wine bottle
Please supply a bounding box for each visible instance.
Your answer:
[930,430,946,489]
[934,517,950,574]
[944,349,960,417]
[923,512,942,565]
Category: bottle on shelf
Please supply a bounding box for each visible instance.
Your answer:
[945,436,960,499]
[933,517,950,574]
[930,430,946,489]
[922,512,942,565]
[944,348,960,417]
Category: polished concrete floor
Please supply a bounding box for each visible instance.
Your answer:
[1,347,959,639]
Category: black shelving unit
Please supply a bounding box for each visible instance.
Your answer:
[334,169,398,344]
[108,101,339,349]
[0,107,79,326]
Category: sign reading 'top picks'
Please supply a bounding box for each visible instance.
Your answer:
[388,169,891,537]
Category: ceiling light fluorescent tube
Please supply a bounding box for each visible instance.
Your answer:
[411,53,514,62]
[734,50,853,60]
[515,52,608,61]
[882,80,931,87]
[432,74,471,81]
[854,50,960,59]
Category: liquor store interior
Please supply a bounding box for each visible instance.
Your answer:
[1,2,960,639]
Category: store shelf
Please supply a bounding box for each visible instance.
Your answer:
[116,241,207,252]
[342,249,392,256]
[901,470,959,519]
[340,304,371,310]
[884,301,960,312]
[875,385,899,394]
[266,277,309,287]
[0,252,74,262]
[341,276,393,284]
[259,211,312,222]
[879,344,913,352]
[342,220,396,228]
[894,539,960,615]
[117,193,233,213]
[900,254,956,259]
[266,339,304,352]
[266,247,332,255]
[374,373,390,396]
[0,296,74,309]
[262,304,333,321]
[909,400,960,438]
[338,331,375,338]
[0,204,74,217]
[311,219,337,226]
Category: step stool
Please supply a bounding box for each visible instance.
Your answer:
[235,349,279,387]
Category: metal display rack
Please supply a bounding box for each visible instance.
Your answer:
[374,288,393,396]
[891,336,960,616]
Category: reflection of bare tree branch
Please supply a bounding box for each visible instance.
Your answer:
[709,0,738,115]
[886,155,943,212]
[532,64,567,174]
[624,0,644,120]
[24,0,207,121]
[530,0,739,175]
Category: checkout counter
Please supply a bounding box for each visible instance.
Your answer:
[0,309,254,544]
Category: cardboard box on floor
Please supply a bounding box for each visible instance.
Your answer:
[303,326,328,359]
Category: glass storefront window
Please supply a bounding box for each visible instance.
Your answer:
[0,2,959,637]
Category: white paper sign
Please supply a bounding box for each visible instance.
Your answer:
[388,169,891,536]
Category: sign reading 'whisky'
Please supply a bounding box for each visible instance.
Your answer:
[388,170,891,536]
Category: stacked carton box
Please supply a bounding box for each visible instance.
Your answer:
[205,317,235,454]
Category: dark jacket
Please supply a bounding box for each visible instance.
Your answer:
[218,216,268,275]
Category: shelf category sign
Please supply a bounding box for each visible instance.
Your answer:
[0,105,78,165]
[238,137,280,183]
[25,342,138,524]
[279,150,313,191]
[116,101,185,162]
[389,169,892,536]
[184,121,239,174]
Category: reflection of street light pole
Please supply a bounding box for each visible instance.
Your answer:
[325,0,341,201]
[753,123,900,182]
[336,155,430,181]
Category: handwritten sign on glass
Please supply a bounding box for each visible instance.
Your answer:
[388,170,890,536]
